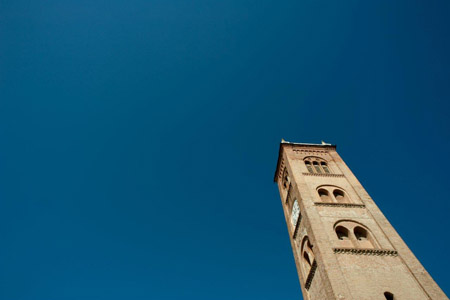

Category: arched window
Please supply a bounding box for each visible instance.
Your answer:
[313,161,322,173]
[291,199,300,226]
[303,252,311,267]
[305,161,314,173]
[335,226,349,240]
[301,237,315,278]
[384,292,394,300]
[354,226,368,240]
[282,169,289,189]
[318,189,331,203]
[317,186,352,204]
[334,221,378,249]
[304,157,331,174]
[321,162,330,174]
[333,189,348,203]
[353,226,376,248]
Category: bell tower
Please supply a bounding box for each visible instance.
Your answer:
[274,140,447,300]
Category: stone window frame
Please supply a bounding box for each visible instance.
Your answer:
[333,220,380,249]
[300,236,316,280]
[304,156,331,174]
[316,185,352,204]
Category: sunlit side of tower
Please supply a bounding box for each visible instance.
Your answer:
[274,141,447,300]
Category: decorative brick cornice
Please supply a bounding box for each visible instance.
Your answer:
[333,248,398,256]
[305,260,317,290]
[293,149,328,154]
[292,214,302,239]
[277,160,285,180]
[314,202,365,208]
[302,172,344,178]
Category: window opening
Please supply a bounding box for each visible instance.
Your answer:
[303,252,311,267]
[333,190,346,203]
[335,226,349,240]
[313,161,322,173]
[318,189,331,203]
[321,162,330,173]
[354,227,368,240]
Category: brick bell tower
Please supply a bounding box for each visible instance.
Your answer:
[274,140,447,300]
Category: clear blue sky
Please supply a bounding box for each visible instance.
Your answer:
[1,1,449,299]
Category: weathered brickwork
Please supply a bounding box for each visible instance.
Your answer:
[274,141,448,300]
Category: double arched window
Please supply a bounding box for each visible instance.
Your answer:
[304,157,330,174]
[334,221,378,249]
[316,186,351,204]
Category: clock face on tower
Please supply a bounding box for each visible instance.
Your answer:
[291,199,300,225]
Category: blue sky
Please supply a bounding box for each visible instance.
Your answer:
[1,1,449,299]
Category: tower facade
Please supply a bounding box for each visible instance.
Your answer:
[274,141,447,300]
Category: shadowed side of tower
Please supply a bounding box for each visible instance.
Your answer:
[274,140,448,300]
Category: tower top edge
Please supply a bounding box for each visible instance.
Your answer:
[280,139,336,148]
[273,140,337,182]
